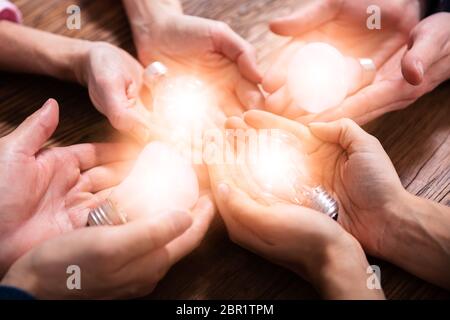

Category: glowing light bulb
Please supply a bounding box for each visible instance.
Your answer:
[246,130,338,218]
[143,62,220,142]
[287,42,349,113]
[89,141,199,225]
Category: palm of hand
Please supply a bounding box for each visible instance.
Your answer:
[288,0,418,64]
[264,0,420,122]
[0,148,92,271]
[139,16,259,117]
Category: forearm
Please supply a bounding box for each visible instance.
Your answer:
[382,192,450,289]
[0,20,89,82]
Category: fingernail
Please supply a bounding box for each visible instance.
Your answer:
[143,61,168,88]
[217,183,230,200]
[39,98,57,119]
[42,98,55,111]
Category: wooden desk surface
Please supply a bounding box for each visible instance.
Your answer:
[3,0,449,299]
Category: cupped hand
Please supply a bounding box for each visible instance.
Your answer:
[133,13,264,116]
[300,12,450,124]
[262,0,422,123]
[236,111,406,258]
[0,99,139,275]
[207,112,384,299]
[79,42,152,143]
[1,196,214,299]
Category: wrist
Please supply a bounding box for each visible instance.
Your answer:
[122,0,184,62]
[307,234,385,299]
[1,263,40,298]
[376,189,416,261]
[123,0,181,44]
[75,41,116,87]
[68,39,94,85]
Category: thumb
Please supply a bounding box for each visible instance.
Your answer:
[108,210,193,261]
[8,98,59,156]
[269,1,338,36]
[309,119,379,153]
[211,22,262,83]
[401,27,442,86]
[105,93,152,145]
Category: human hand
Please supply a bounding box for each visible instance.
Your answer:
[300,12,450,124]
[1,198,214,299]
[207,113,384,299]
[401,12,450,86]
[131,12,264,115]
[0,99,138,276]
[78,42,152,143]
[233,111,405,258]
[263,0,423,124]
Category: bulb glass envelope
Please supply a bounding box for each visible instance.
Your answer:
[286,42,377,114]
[226,128,314,206]
[110,141,199,221]
[140,62,225,147]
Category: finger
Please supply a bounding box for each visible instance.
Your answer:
[265,86,292,115]
[401,25,444,86]
[108,105,153,145]
[211,22,262,83]
[65,143,140,171]
[223,116,251,157]
[165,195,216,264]
[214,183,275,238]
[97,78,153,144]
[278,98,309,120]
[262,41,304,93]
[243,110,312,142]
[8,98,59,156]
[308,119,379,153]
[105,210,193,261]
[225,116,248,130]
[76,161,134,193]
[346,57,375,95]
[269,1,338,36]
[308,77,410,125]
[235,77,264,110]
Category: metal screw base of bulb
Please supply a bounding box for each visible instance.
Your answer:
[310,186,339,220]
[87,199,127,227]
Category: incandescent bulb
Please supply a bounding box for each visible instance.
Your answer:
[109,141,199,222]
[287,42,349,114]
[246,130,338,218]
[143,62,220,143]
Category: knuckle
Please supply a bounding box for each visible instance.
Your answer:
[340,118,356,128]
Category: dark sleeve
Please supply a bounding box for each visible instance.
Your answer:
[425,0,450,16]
[0,285,35,300]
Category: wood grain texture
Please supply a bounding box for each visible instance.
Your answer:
[2,0,449,299]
